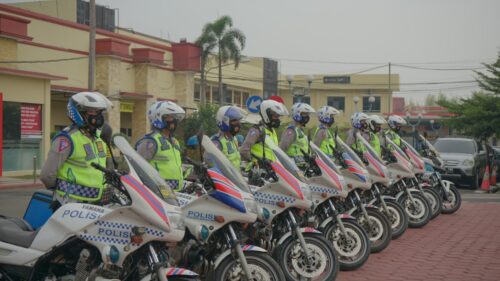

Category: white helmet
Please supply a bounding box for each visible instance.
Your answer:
[67,91,112,127]
[351,112,369,129]
[259,99,289,126]
[317,106,340,124]
[216,106,247,132]
[148,101,185,130]
[368,115,387,132]
[387,115,407,130]
[290,103,315,124]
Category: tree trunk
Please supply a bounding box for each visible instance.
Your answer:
[218,46,223,105]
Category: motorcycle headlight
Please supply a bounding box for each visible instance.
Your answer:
[244,198,258,214]
[169,212,185,230]
[463,159,474,167]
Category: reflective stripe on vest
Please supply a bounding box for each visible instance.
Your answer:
[314,126,336,157]
[56,130,106,202]
[250,127,278,161]
[149,133,184,191]
[216,134,241,170]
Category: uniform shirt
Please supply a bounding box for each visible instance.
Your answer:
[279,125,298,153]
[239,126,262,161]
[40,127,102,189]
[314,127,328,147]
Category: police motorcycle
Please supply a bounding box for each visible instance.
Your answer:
[398,138,443,220]
[0,135,198,281]
[172,135,285,281]
[417,134,461,214]
[330,136,392,254]
[246,136,339,281]
[286,139,371,271]
[383,137,431,228]
[353,132,409,240]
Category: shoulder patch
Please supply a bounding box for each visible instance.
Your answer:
[58,137,70,152]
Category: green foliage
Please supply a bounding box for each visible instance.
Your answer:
[438,53,500,140]
[181,104,220,142]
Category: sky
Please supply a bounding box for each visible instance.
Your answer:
[6,0,500,103]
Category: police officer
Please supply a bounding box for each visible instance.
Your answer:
[240,99,288,162]
[136,101,185,191]
[40,91,113,205]
[313,106,340,158]
[212,105,246,170]
[279,103,315,168]
[346,112,370,154]
[385,115,407,147]
[366,115,387,157]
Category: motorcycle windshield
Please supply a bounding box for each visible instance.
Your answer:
[335,136,365,167]
[310,142,342,174]
[419,134,441,158]
[355,132,388,178]
[400,138,425,171]
[265,135,306,182]
[201,135,251,194]
[113,135,179,206]
[385,136,413,169]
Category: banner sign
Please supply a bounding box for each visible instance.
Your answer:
[21,103,42,139]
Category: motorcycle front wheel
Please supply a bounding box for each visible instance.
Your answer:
[384,201,409,240]
[356,208,392,253]
[441,185,462,214]
[207,251,285,281]
[423,188,442,220]
[324,219,370,271]
[274,232,339,281]
[398,193,431,228]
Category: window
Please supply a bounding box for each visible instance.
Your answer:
[234,91,242,107]
[327,96,345,111]
[363,96,381,112]
[194,83,200,101]
[3,102,43,171]
[224,87,233,105]
[205,86,211,103]
[212,87,220,104]
[293,96,310,104]
[242,92,249,108]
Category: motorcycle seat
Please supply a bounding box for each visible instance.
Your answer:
[0,216,38,248]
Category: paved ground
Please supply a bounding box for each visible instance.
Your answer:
[2,188,500,280]
[337,201,500,281]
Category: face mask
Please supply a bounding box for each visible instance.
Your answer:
[326,117,334,126]
[229,122,241,136]
[394,125,401,132]
[300,115,310,125]
[165,119,178,133]
[374,126,382,133]
[87,113,104,129]
[361,122,368,130]
[270,118,281,128]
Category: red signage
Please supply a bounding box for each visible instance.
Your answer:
[21,103,42,138]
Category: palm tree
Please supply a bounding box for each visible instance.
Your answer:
[195,15,246,105]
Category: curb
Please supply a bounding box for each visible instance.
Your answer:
[0,182,45,191]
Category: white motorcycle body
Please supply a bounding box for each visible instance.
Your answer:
[0,135,196,280]
[335,136,372,191]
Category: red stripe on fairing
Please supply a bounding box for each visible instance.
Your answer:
[212,179,243,199]
[406,148,424,169]
[208,169,234,186]
[365,152,385,177]
[121,176,169,226]
[316,158,343,191]
[271,161,304,200]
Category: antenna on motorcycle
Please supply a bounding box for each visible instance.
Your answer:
[100,122,118,169]
[196,129,204,163]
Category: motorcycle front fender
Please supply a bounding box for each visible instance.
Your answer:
[213,244,268,269]
[396,188,420,201]
[381,195,397,202]
[440,180,453,193]
[276,227,322,246]
[318,213,356,230]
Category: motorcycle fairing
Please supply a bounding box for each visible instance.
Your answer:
[208,168,246,213]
